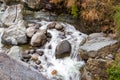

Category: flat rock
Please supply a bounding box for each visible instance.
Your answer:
[79,33,120,59]
[0,53,48,80]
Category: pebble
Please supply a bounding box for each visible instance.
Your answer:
[22,54,31,59]
[36,51,44,56]
[51,70,57,75]
[33,65,38,69]
[29,49,35,54]
[36,60,41,65]
[31,54,39,61]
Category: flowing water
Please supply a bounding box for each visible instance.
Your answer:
[0,19,88,80]
[33,20,88,80]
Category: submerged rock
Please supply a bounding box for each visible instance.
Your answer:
[8,46,22,60]
[1,4,23,26]
[79,33,119,60]
[1,21,27,45]
[55,40,71,58]
[30,29,47,47]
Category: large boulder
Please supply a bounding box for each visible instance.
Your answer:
[0,53,48,80]
[1,4,23,26]
[1,21,27,45]
[55,40,71,58]
[30,30,47,47]
[79,33,120,60]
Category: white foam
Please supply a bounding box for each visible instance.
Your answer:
[36,20,87,80]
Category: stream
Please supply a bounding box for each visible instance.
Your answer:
[25,20,88,80]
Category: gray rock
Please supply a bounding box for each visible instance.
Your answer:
[0,53,48,80]
[79,33,120,59]
[1,4,23,26]
[55,23,63,30]
[8,46,22,60]
[47,22,56,29]
[30,30,47,47]
[55,40,71,58]
[26,27,36,37]
[1,21,27,45]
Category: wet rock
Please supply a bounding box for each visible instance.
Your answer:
[30,30,47,47]
[36,60,41,65]
[55,23,63,30]
[7,46,22,60]
[55,40,71,58]
[36,50,44,56]
[46,32,52,38]
[22,54,31,60]
[1,21,27,45]
[51,70,57,75]
[47,22,56,29]
[26,27,36,37]
[29,49,35,54]
[79,33,120,59]
[1,4,23,26]
[22,51,31,60]
[81,58,109,80]
[31,54,39,61]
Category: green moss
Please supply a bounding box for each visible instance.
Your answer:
[107,54,120,80]
[71,5,79,18]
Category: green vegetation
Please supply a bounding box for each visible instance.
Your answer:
[107,53,120,80]
[114,5,120,31]
[71,5,78,18]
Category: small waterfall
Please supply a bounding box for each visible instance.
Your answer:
[36,20,87,80]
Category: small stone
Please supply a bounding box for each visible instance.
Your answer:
[22,54,31,59]
[51,70,57,75]
[33,65,38,69]
[36,51,44,56]
[46,32,52,38]
[31,54,39,61]
[55,23,63,30]
[48,45,52,49]
[24,50,30,54]
[29,49,35,54]
[47,22,56,29]
[36,60,41,65]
